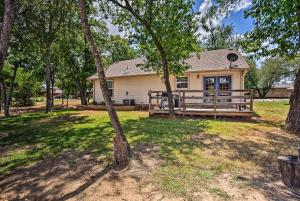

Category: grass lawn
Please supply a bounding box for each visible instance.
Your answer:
[0,101,298,200]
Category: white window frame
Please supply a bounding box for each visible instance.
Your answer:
[176,76,189,89]
[107,80,114,98]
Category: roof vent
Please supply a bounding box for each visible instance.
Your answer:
[124,66,129,74]
[227,53,238,68]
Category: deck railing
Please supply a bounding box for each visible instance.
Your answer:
[148,89,254,113]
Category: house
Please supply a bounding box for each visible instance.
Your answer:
[257,82,294,98]
[88,49,253,116]
[40,86,63,98]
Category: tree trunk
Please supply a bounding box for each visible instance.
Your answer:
[0,76,6,113]
[77,81,88,105]
[80,82,88,105]
[4,64,18,116]
[45,46,52,113]
[51,75,54,107]
[66,95,69,108]
[78,0,131,169]
[158,48,175,117]
[285,69,300,134]
[80,88,88,105]
[61,87,64,105]
[0,0,15,73]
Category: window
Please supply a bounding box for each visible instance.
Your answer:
[107,80,113,98]
[219,77,231,92]
[176,76,188,89]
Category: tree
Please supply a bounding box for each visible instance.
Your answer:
[199,7,236,50]
[201,24,235,50]
[105,35,138,64]
[0,0,15,113]
[78,0,131,168]
[1,0,42,116]
[22,0,70,113]
[0,0,15,72]
[244,0,300,133]
[245,58,292,98]
[106,0,199,117]
[13,68,41,106]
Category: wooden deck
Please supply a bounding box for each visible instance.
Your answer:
[148,89,255,117]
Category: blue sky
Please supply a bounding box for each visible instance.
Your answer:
[194,0,254,35]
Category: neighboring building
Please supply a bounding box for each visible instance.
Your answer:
[88,49,249,106]
[40,86,63,97]
[259,82,294,98]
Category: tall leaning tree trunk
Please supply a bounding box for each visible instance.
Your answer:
[78,0,131,169]
[285,68,300,134]
[45,45,52,113]
[0,0,15,73]
[0,0,15,115]
[4,64,18,116]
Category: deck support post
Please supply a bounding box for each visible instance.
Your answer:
[250,89,253,111]
[148,90,152,110]
[213,90,217,120]
[156,92,159,109]
[178,91,181,111]
[183,91,186,111]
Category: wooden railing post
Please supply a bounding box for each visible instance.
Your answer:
[250,89,253,111]
[183,91,186,110]
[213,90,217,119]
[178,91,181,111]
[156,92,159,108]
[148,90,152,110]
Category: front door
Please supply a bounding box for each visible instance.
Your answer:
[204,76,231,102]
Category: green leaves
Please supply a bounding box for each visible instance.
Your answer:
[107,0,200,75]
[244,0,299,58]
[244,57,299,97]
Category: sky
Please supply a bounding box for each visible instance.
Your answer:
[194,0,254,36]
[107,0,254,37]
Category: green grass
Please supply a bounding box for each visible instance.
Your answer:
[0,101,298,199]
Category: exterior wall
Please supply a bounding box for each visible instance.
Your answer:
[92,69,245,105]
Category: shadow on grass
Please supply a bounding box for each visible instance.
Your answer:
[0,150,113,201]
[122,116,208,163]
[0,109,298,200]
[122,115,298,200]
[0,110,114,175]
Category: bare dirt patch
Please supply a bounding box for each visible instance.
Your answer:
[0,144,182,201]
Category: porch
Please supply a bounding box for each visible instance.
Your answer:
[148,89,255,117]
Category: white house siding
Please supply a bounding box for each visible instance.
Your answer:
[92,69,245,105]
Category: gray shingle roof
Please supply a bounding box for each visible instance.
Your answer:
[88,49,249,80]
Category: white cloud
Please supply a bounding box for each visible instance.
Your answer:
[196,0,251,40]
[232,0,252,12]
[199,0,212,13]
